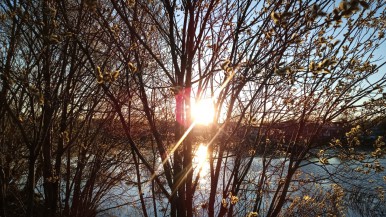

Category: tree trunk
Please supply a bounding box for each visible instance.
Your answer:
[0,166,6,217]
[41,1,58,215]
[26,151,37,217]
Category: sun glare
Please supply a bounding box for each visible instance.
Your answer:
[192,98,215,125]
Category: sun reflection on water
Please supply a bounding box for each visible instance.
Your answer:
[194,144,210,181]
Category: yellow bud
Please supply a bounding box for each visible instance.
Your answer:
[221,59,230,70]
[339,1,349,11]
[39,94,44,105]
[128,62,137,73]
[111,70,120,81]
[270,11,280,25]
[97,75,104,84]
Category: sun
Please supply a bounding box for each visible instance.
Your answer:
[191,98,215,125]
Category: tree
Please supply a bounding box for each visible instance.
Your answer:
[1,1,136,217]
[89,0,386,216]
[1,0,386,217]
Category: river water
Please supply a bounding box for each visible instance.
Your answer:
[98,154,386,217]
